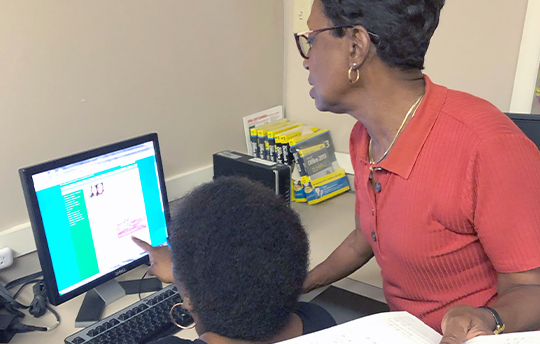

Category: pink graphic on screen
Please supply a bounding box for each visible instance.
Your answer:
[117,218,148,238]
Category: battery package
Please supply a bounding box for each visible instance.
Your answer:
[213,150,291,203]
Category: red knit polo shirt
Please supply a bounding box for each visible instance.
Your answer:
[350,75,540,333]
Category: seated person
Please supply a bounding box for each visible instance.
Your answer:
[133,176,336,344]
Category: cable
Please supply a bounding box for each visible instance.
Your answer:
[138,267,151,300]
[28,280,47,317]
[0,282,26,310]
[5,271,43,290]
[2,271,44,310]
[44,305,60,331]
[1,275,61,333]
[5,280,47,315]
[13,279,42,300]
[11,323,47,333]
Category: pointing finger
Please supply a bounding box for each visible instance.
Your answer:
[132,236,153,252]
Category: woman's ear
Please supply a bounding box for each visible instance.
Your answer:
[349,26,374,67]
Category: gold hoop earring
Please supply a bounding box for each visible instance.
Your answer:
[348,63,360,83]
[170,302,197,330]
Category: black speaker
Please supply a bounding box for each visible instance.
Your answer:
[213,150,291,204]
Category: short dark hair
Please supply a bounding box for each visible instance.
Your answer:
[168,176,309,341]
[320,0,445,70]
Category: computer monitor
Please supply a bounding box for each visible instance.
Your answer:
[506,113,540,149]
[19,133,169,326]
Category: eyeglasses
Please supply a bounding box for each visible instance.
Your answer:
[294,25,380,59]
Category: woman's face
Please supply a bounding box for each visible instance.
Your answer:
[303,0,352,113]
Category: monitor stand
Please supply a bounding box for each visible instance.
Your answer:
[74,278,162,328]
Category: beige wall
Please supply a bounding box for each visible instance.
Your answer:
[0,1,284,232]
[534,64,540,114]
[284,0,529,153]
[511,0,540,114]
[425,0,528,109]
[1,0,532,233]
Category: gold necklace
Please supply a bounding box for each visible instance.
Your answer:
[369,89,425,165]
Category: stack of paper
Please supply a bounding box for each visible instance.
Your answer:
[278,311,540,344]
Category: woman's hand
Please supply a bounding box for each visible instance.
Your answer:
[132,236,174,284]
[440,305,494,344]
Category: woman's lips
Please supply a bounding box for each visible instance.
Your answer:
[308,78,314,98]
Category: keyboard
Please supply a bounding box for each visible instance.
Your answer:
[65,284,194,344]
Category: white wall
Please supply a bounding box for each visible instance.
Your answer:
[284,0,530,154]
[511,0,540,114]
[0,1,284,233]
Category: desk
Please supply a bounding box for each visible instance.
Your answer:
[3,191,382,343]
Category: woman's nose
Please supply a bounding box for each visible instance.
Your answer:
[303,58,309,70]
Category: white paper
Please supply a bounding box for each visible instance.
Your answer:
[466,332,540,344]
[243,105,283,155]
[277,311,540,344]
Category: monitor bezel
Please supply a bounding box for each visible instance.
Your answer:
[19,133,170,306]
[506,113,540,121]
[506,113,540,149]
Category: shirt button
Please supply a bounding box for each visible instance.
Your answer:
[371,231,377,242]
[374,182,382,193]
[371,209,375,216]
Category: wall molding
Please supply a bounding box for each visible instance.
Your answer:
[0,165,214,258]
[510,0,540,113]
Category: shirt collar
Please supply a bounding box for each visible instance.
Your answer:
[368,75,447,179]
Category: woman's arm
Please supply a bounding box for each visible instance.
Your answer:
[304,215,374,293]
[440,267,540,344]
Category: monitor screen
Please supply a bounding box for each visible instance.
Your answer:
[506,113,540,149]
[19,133,169,306]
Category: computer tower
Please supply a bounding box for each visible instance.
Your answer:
[213,150,291,204]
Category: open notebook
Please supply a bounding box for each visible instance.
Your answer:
[278,311,540,344]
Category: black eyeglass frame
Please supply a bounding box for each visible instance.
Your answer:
[294,25,380,59]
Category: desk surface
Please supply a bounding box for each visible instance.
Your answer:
[4,191,382,343]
